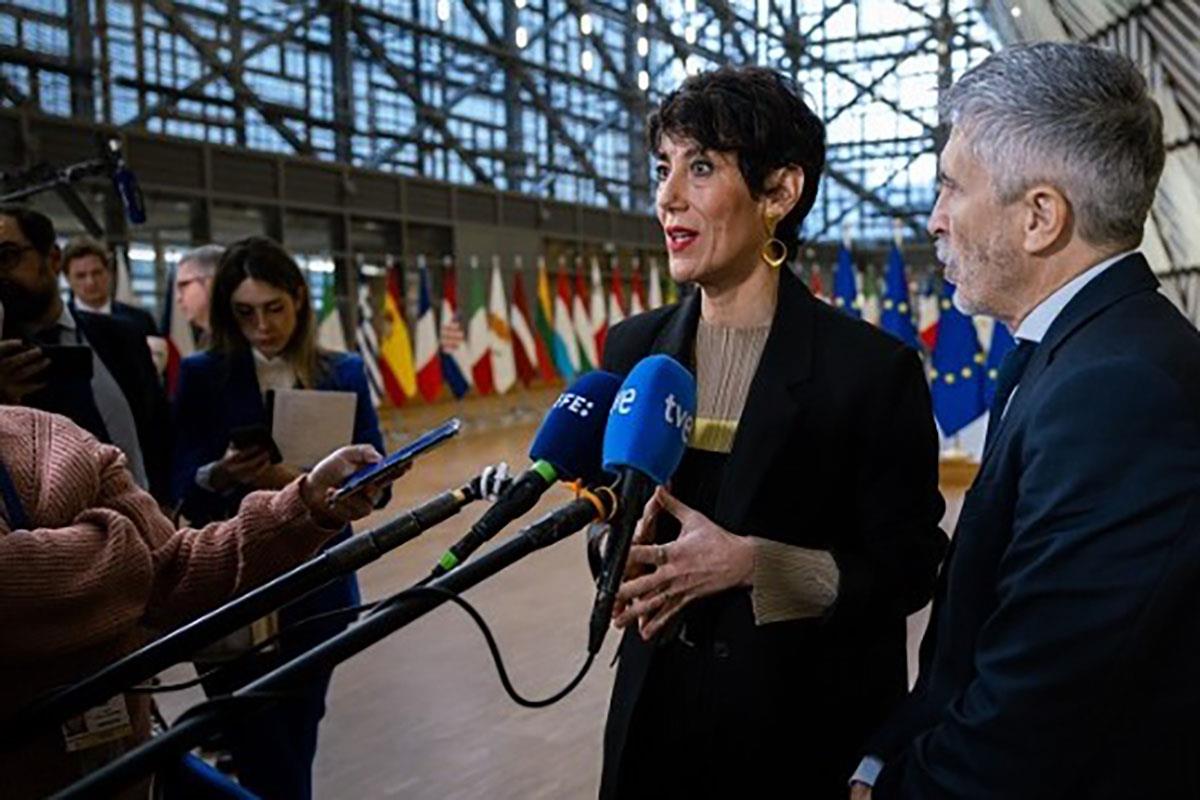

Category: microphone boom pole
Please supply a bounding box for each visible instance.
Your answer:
[52,489,616,800]
[3,478,491,747]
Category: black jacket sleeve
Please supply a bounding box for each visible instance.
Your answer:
[829,347,948,622]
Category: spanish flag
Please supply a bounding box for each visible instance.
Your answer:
[379,263,417,405]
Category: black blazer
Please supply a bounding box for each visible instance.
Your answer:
[869,254,1200,798]
[600,267,948,796]
[112,300,159,339]
[68,298,158,339]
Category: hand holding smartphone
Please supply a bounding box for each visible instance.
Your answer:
[330,418,461,503]
[0,340,50,403]
[228,423,283,464]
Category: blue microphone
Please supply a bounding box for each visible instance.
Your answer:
[111,165,146,225]
[428,371,622,578]
[529,370,621,486]
[104,140,146,225]
[588,355,696,654]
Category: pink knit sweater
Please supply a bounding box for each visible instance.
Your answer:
[0,407,343,798]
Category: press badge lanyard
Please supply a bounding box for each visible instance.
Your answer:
[0,458,29,530]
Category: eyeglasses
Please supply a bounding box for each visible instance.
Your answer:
[0,244,36,273]
[175,276,209,292]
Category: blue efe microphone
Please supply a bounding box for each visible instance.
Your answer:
[588,354,696,654]
[428,370,622,578]
[530,370,621,485]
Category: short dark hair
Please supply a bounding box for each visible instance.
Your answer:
[62,236,112,275]
[648,66,826,255]
[0,204,57,256]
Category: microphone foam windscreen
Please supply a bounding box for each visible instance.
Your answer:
[529,370,623,483]
[602,355,697,484]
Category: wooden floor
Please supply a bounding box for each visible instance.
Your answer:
[161,388,970,799]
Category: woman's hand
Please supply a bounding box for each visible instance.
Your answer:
[210,444,273,491]
[614,487,755,641]
[610,489,663,622]
[301,444,392,526]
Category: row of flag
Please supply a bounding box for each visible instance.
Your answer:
[157,235,1015,448]
[821,242,1015,441]
[338,255,674,406]
[811,243,940,350]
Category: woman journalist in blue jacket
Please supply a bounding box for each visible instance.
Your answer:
[170,236,385,799]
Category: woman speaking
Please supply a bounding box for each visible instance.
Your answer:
[599,66,948,798]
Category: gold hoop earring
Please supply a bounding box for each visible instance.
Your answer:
[761,212,787,268]
[761,237,788,269]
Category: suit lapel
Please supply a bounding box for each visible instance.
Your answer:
[979,253,1159,468]
[649,284,702,364]
[715,269,816,529]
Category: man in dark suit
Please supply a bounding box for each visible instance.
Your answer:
[0,206,170,502]
[852,43,1200,799]
[62,235,158,338]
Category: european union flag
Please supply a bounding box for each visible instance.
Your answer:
[833,244,860,318]
[930,280,986,436]
[984,320,1016,407]
[880,244,918,348]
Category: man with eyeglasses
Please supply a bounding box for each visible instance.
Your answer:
[0,204,170,503]
[173,243,222,349]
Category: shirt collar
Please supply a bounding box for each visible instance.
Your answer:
[1013,250,1135,343]
[251,347,289,368]
[74,298,112,315]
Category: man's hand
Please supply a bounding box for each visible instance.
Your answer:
[614,487,755,640]
[849,782,873,800]
[0,340,49,403]
[301,444,392,526]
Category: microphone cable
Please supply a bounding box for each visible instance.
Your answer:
[126,587,594,711]
[124,601,381,695]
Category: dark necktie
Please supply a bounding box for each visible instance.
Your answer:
[985,339,1036,448]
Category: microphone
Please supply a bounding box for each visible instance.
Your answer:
[111,165,146,225]
[513,484,618,550]
[427,370,622,578]
[105,139,146,224]
[587,355,696,655]
[55,485,619,800]
[2,469,504,747]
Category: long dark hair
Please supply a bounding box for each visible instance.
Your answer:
[208,236,326,388]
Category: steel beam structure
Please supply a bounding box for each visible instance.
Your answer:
[0,0,998,243]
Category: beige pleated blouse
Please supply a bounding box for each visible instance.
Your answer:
[694,319,840,624]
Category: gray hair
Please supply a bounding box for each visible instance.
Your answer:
[179,243,224,275]
[941,42,1164,248]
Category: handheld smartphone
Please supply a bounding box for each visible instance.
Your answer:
[38,344,94,385]
[331,418,461,503]
[228,423,283,464]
